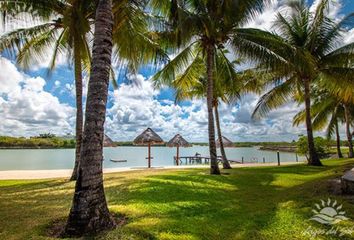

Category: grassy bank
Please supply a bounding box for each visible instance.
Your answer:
[0,159,354,239]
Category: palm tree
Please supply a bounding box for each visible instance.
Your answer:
[0,0,94,180]
[151,0,269,174]
[171,52,260,169]
[173,69,236,169]
[236,0,354,166]
[0,0,166,180]
[343,104,354,158]
[63,0,116,235]
[293,91,354,158]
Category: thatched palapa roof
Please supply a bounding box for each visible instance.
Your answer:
[216,136,234,148]
[103,134,115,147]
[167,134,191,147]
[133,128,164,145]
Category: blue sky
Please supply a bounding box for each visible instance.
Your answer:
[0,0,353,142]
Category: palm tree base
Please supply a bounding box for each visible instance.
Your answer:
[307,161,323,166]
[63,210,116,237]
[223,165,232,169]
[69,173,77,181]
[210,166,221,175]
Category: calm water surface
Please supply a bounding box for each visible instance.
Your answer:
[0,146,305,170]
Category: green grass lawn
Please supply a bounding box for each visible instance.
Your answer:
[1,159,354,240]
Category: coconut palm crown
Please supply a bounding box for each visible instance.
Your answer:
[237,0,354,166]
[150,0,270,174]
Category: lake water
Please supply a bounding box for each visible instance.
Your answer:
[0,146,305,171]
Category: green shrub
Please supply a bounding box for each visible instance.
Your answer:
[296,136,330,159]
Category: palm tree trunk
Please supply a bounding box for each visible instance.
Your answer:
[176,146,179,166]
[70,38,83,181]
[214,103,231,169]
[344,104,354,158]
[335,121,343,158]
[303,78,322,166]
[64,0,116,236]
[206,45,220,175]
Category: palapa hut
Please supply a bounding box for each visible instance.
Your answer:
[133,128,164,168]
[216,136,234,148]
[167,134,191,166]
[103,134,115,147]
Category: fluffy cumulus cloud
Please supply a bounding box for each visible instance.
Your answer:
[0,57,75,136]
[1,0,352,142]
[104,74,309,142]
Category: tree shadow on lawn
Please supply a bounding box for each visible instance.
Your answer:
[0,175,134,239]
[0,161,353,239]
[105,162,354,240]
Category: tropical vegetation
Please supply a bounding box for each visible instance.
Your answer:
[0,0,94,180]
[151,0,270,174]
[294,89,354,158]
[0,136,75,148]
[0,0,353,237]
[248,0,354,166]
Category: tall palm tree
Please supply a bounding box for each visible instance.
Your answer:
[64,0,116,235]
[0,0,166,180]
[236,0,354,166]
[151,0,269,174]
[0,0,94,180]
[343,104,354,158]
[293,91,354,158]
[171,52,259,169]
[173,70,237,169]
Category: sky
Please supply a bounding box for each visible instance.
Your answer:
[0,0,353,142]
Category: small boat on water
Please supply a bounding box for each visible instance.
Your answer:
[110,159,127,163]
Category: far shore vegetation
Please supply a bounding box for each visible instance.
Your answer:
[1,134,352,158]
[0,135,75,149]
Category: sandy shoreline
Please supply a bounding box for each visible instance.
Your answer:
[0,162,303,180]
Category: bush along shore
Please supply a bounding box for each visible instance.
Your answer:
[0,136,75,149]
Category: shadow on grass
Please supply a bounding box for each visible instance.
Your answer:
[104,161,354,239]
[0,160,353,239]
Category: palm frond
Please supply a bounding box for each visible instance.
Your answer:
[252,77,296,119]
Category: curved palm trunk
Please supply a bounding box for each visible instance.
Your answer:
[70,38,83,181]
[303,78,322,166]
[214,103,231,169]
[64,0,116,236]
[335,121,343,158]
[344,105,354,158]
[206,46,220,175]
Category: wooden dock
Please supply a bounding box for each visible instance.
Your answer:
[175,156,242,165]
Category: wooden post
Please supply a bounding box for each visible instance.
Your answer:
[277,151,280,166]
[176,146,179,166]
[148,143,151,168]
[296,152,298,162]
[263,157,265,163]
[242,157,244,164]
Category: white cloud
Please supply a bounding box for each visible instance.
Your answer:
[0,57,75,137]
[104,74,311,142]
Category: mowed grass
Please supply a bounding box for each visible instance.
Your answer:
[1,159,354,240]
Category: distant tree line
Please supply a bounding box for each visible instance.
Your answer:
[0,136,75,149]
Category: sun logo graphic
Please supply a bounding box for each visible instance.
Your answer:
[310,198,349,225]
